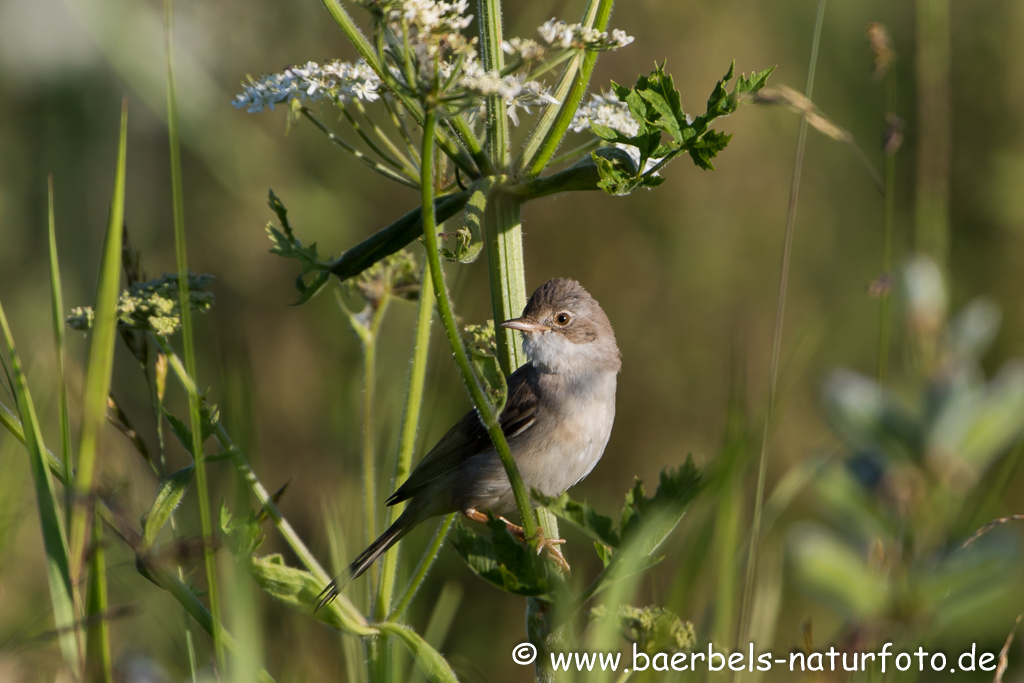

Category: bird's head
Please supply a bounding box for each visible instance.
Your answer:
[501,278,621,375]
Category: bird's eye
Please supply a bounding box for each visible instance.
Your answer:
[554,311,572,326]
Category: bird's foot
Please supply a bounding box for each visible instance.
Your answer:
[463,509,571,575]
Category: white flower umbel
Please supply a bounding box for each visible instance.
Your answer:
[537,19,634,51]
[500,37,546,62]
[459,60,559,125]
[233,60,381,113]
[570,91,639,137]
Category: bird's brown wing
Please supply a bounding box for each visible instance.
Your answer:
[385,364,540,506]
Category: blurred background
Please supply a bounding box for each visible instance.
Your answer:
[2,0,1024,680]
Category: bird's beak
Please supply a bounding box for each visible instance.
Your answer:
[500,317,547,333]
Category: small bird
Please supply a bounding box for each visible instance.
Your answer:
[319,278,620,606]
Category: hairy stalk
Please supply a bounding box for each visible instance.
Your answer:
[736,0,827,657]
[479,0,509,169]
[877,71,897,384]
[164,0,224,667]
[376,266,434,621]
[520,0,613,176]
[484,192,528,373]
[419,107,538,541]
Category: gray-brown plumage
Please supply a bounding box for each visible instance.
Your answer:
[318,278,619,607]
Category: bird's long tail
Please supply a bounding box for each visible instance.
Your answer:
[316,513,414,610]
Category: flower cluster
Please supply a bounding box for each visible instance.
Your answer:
[368,0,473,37]
[537,19,633,51]
[460,61,559,124]
[500,37,547,62]
[67,273,214,336]
[233,60,381,113]
[570,91,639,137]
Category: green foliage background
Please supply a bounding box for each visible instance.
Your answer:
[1,0,1024,680]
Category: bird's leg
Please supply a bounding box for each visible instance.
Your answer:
[463,509,571,575]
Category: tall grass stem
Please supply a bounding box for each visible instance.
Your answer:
[736,0,827,658]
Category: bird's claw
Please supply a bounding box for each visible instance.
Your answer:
[498,516,571,576]
[464,509,571,575]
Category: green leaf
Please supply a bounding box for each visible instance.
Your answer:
[822,370,923,462]
[164,404,220,459]
[378,622,460,683]
[591,61,774,194]
[451,516,557,598]
[265,190,333,304]
[928,361,1024,477]
[788,523,889,618]
[536,490,621,549]
[0,301,81,677]
[69,98,129,584]
[141,464,195,551]
[619,459,702,553]
[221,503,264,557]
[248,554,345,628]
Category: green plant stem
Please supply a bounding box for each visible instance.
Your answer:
[382,95,421,165]
[877,72,897,384]
[353,99,418,175]
[339,104,412,174]
[153,333,374,636]
[387,514,456,622]
[143,564,278,683]
[85,516,112,683]
[46,176,72,490]
[164,0,224,668]
[736,0,827,657]
[484,192,528,374]
[302,109,420,188]
[479,0,509,170]
[376,265,434,622]
[419,108,538,541]
[519,0,613,176]
[546,138,601,168]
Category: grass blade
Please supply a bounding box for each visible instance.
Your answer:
[46,176,73,488]
[164,0,224,666]
[68,98,128,585]
[0,301,81,678]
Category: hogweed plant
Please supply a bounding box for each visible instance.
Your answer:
[0,1,774,682]
[231,0,773,679]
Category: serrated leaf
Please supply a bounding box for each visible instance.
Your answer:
[536,490,620,548]
[452,516,556,598]
[164,405,218,459]
[441,182,486,264]
[292,270,331,306]
[620,459,702,555]
[141,464,194,551]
